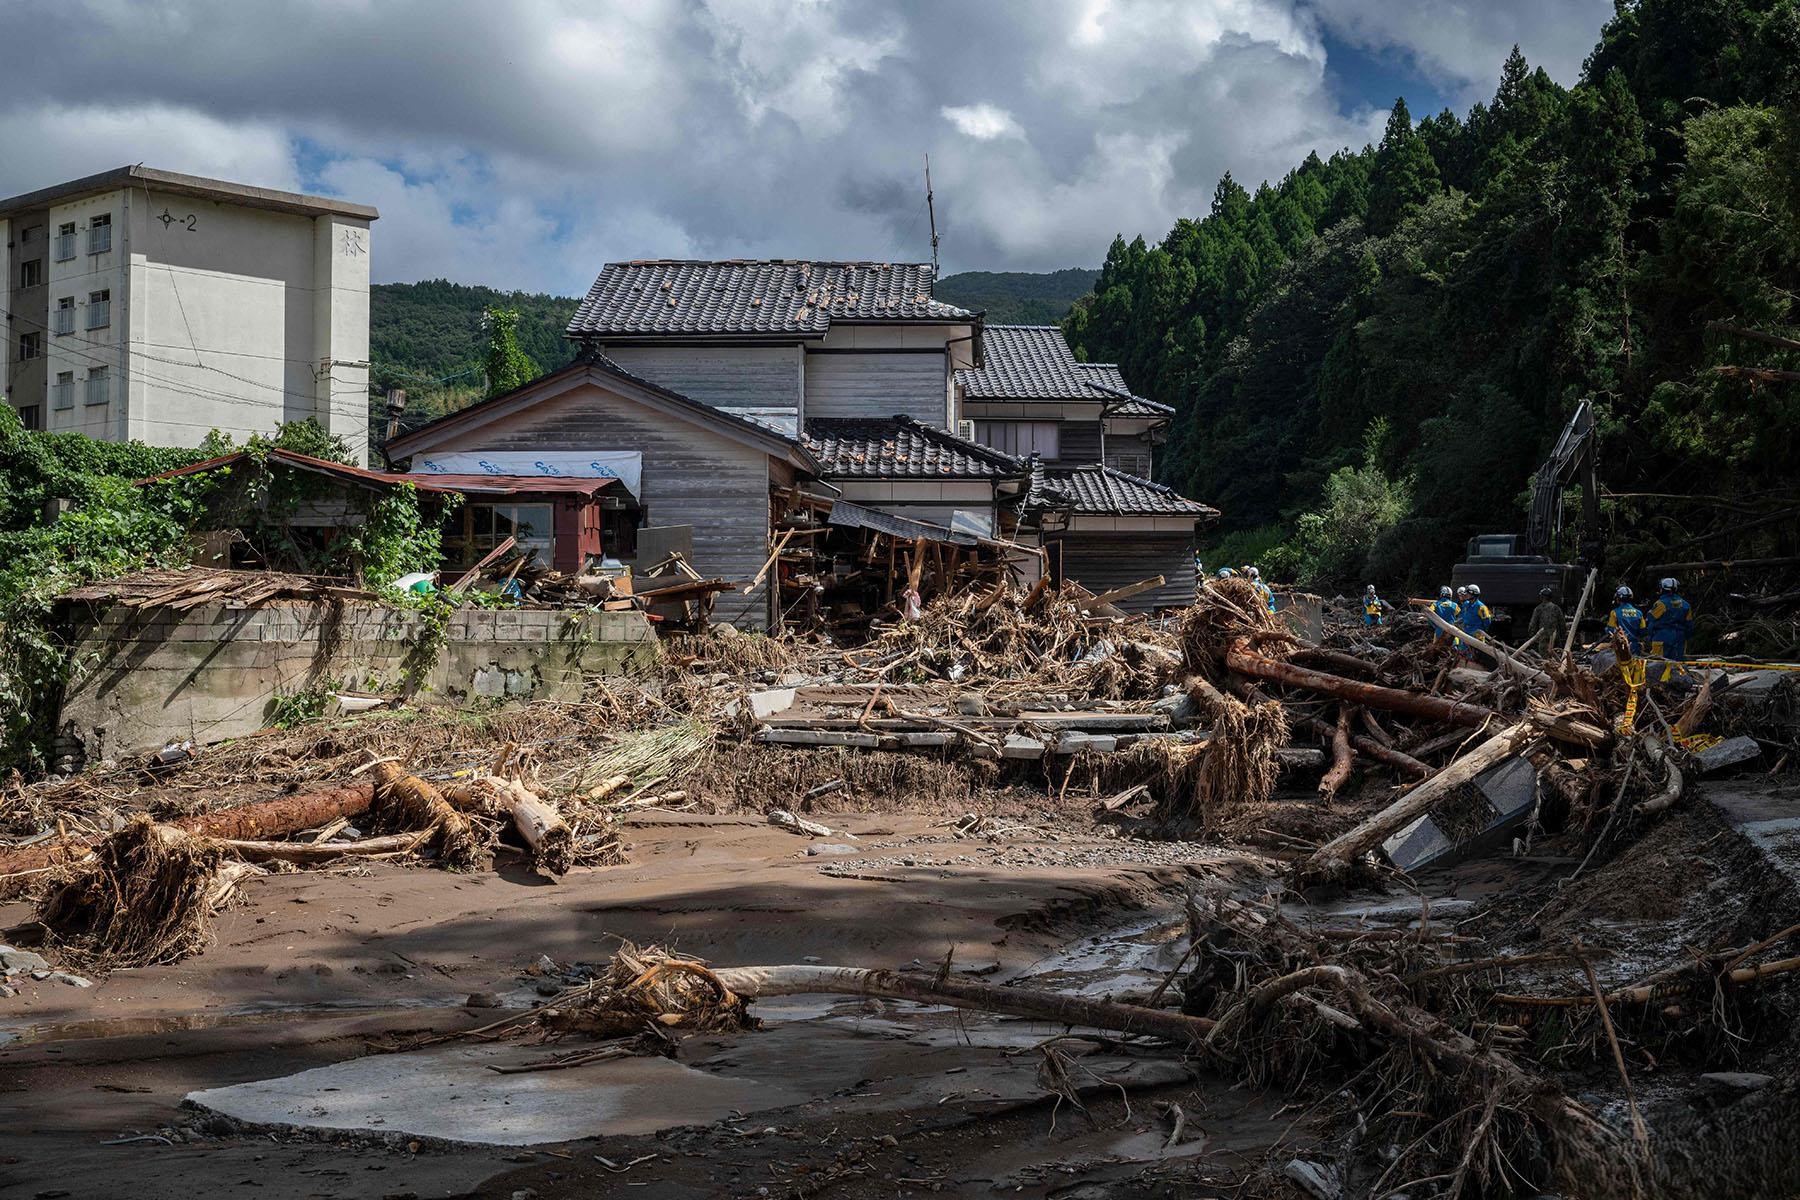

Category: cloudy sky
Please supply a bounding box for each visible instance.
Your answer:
[0,0,1613,295]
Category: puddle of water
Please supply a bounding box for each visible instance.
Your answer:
[1006,913,1189,998]
[0,994,468,1048]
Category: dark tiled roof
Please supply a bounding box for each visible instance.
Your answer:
[805,416,1025,480]
[567,260,977,338]
[956,325,1171,416]
[1029,462,1218,518]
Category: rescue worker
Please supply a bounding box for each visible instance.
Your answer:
[1457,583,1492,654]
[1246,566,1276,613]
[1432,586,1460,644]
[1606,585,1647,653]
[1362,584,1394,626]
[1526,585,1564,650]
[1646,578,1694,663]
[1215,566,1236,579]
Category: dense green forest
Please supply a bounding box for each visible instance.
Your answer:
[935,268,1098,324]
[1065,0,1800,600]
[370,280,578,395]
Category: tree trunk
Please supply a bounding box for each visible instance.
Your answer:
[1319,706,1355,802]
[0,784,375,876]
[709,964,1217,1047]
[1226,639,1497,728]
[1422,608,1551,687]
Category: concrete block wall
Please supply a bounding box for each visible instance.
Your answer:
[59,600,657,759]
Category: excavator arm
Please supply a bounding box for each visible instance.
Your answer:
[1525,400,1597,559]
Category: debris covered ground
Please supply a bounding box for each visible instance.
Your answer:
[4,576,1800,1198]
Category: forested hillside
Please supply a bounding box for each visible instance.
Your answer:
[935,268,1098,324]
[369,280,578,396]
[1065,0,1800,597]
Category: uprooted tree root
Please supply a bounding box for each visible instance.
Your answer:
[368,761,488,870]
[37,817,251,968]
[1187,893,1649,1199]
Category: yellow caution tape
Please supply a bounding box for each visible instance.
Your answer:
[1674,732,1724,753]
[1616,657,1646,736]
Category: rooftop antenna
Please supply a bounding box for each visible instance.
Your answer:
[924,154,940,275]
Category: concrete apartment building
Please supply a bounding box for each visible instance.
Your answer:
[1,166,377,462]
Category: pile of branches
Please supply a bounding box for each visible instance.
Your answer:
[841,584,1180,703]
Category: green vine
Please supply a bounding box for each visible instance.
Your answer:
[349,481,455,591]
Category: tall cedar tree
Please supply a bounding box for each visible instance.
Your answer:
[1366,99,1441,235]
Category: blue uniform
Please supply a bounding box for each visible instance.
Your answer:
[1457,599,1492,653]
[1252,580,1276,613]
[1607,602,1647,653]
[1362,593,1387,626]
[1432,597,1460,640]
[1646,593,1694,661]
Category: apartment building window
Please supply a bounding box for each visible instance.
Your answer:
[52,371,75,410]
[19,259,42,288]
[974,420,1060,460]
[85,366,110,406]
[88,213,112,254]
[17,405,43,431]
[55,222,77,261]
[87,289,111,330]
[51,296,75,335]
[18,331,42,361]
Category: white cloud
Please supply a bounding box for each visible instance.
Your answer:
[941,104,1025,141]
[0,103,299,196]
[1307,0,1615,98]
[0,1,1622,288]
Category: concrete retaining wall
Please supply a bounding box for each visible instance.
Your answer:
[59,601,657,759]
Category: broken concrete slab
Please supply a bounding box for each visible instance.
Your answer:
[1053,731,1118,755]
[1693,735,1762,775]
[756,729,881,748]
[186,1044,801,1147]
[1382,754,1538,874]
[1002,734,1047,760]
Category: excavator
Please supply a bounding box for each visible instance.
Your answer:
[1451,400,1599,622]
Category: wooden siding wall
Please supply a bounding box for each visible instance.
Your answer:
[422,382,774,630]
[604,345,799,414]
[1050,533,1197,614]
[1056,421,1103,465]
[804,353,947,425]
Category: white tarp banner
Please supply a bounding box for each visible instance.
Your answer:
[411,451,643,497]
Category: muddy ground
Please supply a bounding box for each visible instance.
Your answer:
[5,774,1798,1200]
[2,809,1296,1199]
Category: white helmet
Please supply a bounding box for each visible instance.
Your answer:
[1614,585,1633,602]
[1439,586,1453,599]
[1245,566,1260,579]
[1455,586,1468,599]
[1217,567,1236,578]
[1660,577,1679,592]
[1364,584,1377,595]
[1466,584,1480,597]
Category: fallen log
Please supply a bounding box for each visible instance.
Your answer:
[1634,734,1685,816]
[709,963,1218,1047]
[443,775,574,876]
[1300,723,1537,881]
[1423,609,1551,687]
[369,762,486,870]
[1226,639,1498,728]
[0,784,375,876]
[1318,706,1354,802]
[212,832,430,864]
[1496,955,1800,1008]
